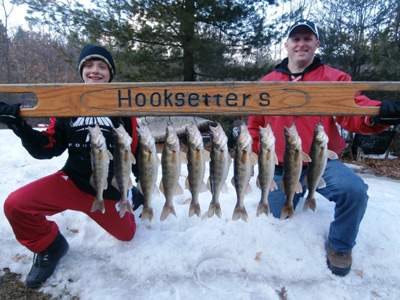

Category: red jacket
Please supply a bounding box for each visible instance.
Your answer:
[248,57,388,163]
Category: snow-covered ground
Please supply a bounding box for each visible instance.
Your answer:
[1,128,399,300]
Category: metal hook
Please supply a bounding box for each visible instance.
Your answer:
[142,116,149,126]
[293,115,297,125]
[192,116,198,125]
[167,116,173,126]
[319,116,323,124]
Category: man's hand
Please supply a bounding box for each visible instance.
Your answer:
[370,100,400,125]
[0,102,22,126]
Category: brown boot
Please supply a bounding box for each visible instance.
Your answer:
[326,244,352,276]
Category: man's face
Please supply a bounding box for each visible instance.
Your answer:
[82,59,111,83]
[284,27,320,71]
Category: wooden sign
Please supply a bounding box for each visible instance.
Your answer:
[1,81,399,117]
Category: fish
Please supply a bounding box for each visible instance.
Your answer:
[303,123,338,212]
[160,125,184,221]
[232,124,255,222]
[207,123,230,218]
[256,124,278,217]
[88,124,113,214]
[112,124,136,218]
[136,125,159,223]
[281,123,311,219]
[185,124,208,217]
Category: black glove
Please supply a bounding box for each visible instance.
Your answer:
[370,100,400,125]
[0,102,24,127]
[131,185,145,211]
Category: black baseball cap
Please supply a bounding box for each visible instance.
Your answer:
[287,19,319,40]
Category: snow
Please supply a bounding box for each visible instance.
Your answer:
[0,128,399,300]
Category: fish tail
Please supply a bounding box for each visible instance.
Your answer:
[232,205,248,222]
[189,203,201,217]
[303,197,317,212]
[280,204,294,219]
[160,204,177,221]
[141,207,154,223]
[91,198,105,214]
[207,202,221,218]
[119,201,134,218]
[256,202,270,217]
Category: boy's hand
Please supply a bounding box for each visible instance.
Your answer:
[370,100,400,125]
[0,102,22,126]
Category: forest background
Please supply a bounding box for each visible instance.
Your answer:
[1,0,400,131]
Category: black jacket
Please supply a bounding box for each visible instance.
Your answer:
[12,117,139,200]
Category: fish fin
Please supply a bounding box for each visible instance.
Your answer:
[231,177,235,187]
[91,199,105,214]
[228,155,233,165]
[137,181,142,193]
[128,177,134,189]
[302,152,312,162]
[327,150,339,160]
[220,182,229,193]
[141,207,154,223]
[130,152,136,164]
[111,176,119,190]
[256,202,270,217]
[183,197,191,205]
[270,180,278,191]
[281,180,286,194]
[159,179,165,195]
[295,182,303,193]
[90,176,95,189]
[153,184,161,196]
[256,176,261,189]
[207,202,221,218]
[189,202,201,217]
[245,183,252,195]
[105,150,113,162]
[203,150,211,162]
[174,183,184,195]
[180,152,188,164]
[250,152,258,165]
[119,201,134,218]
[317,177,326,189]
[200,182,208,193]
[160,204,177,221]
[304,176,309,188]
[185,177,190,190]
[232,205,248,222]
[303,197,316,212]
[280,204,294,219]
[273,152,279,165]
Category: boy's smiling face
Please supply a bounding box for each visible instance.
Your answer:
[81,59,111,83]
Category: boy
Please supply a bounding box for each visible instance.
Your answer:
[0,45,143,288]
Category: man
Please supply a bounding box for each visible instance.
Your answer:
[248,19,400,276]
[0,45,144,288]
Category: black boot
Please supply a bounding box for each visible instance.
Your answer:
[26,232,69,288]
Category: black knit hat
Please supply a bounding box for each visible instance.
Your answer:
[78,45,116,82]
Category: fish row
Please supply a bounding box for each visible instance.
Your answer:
[88,124,136,218]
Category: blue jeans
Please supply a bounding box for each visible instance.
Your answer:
[268,159,368,253]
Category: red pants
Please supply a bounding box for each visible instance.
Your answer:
[4,171,136,253]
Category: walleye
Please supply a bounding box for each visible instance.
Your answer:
[281,123,311,219]
[304,123,338,212]
[136,125,159,222]
[232,124,255,222]
[160,125,184,221]
[185,124,208,217]
[207,123,230,218]
[88,124,113,214]
[256,124,278,217]
[112,124,136,218]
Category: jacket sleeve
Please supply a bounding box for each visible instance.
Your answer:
[336,94,389,134]
[247,116,266,155]
[12,118,68,159]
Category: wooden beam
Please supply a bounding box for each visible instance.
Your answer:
[1,81,398,117]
